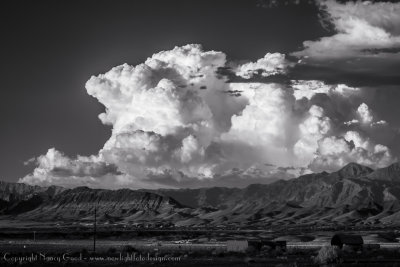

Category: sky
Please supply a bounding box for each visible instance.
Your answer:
[2,0,400,189]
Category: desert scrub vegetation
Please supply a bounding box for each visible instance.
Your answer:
[314,245,341,264]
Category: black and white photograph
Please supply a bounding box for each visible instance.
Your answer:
[1,0,400,266]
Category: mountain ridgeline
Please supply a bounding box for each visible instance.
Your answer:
[1,162,400,228]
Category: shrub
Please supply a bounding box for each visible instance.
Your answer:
[107,247,117,254]
[123,245,137,253]
[314,245,341,264]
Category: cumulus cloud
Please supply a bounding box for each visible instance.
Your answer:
[292,80,359,100]
[294,0,400,59]
[235,53,289,79]
[20,44,397,189]
[310,131,394,172]
[294,105,331,165]
[344,119,359,126]
[21,148,131,189]
[357,103,374,124]
[220,82,298,169]
[372,120,388,127]
[344,102,388,127]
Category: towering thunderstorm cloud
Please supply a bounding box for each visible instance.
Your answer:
[20,1,400,189]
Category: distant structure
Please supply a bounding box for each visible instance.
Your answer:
[363,243,380,251]
[248,240,287,252]
[226,239,287,252]
[331,234,363,250]
[226,240,248,252]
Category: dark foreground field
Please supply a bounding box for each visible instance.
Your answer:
[2,226,400,266]
[2,246,400,267]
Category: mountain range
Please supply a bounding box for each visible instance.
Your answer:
[1,162,400,228]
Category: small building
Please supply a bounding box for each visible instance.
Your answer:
[226,240,248,252]
[331,234,363,250]
[363,243,380,251]
[248,240,287,252]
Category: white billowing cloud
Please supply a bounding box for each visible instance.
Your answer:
[176,135,203,163]
[294,105,331,165]
[85,45,225,136]
[372,120,388,127]
[20,44,397,189]
[20,148,139,189]
[294,0,400,59]
[344,102,388,127]
[344,119,359,126]
[344,131,370,150]
[357,103,374,124]
[310,130,394,172]
[292,80,359,100]
[235,53,289,79]
[311,136,352,170]
[222,83,292,146]
[220,82,298,168]
[22,44,234,188]
[88,44,235,183]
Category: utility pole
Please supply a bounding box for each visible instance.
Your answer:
[33,231,36,242]
[93,205,97,253]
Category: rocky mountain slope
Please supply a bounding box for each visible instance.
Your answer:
[0,180,62,201]
[159,162,400,227]
[1,162,400,228]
